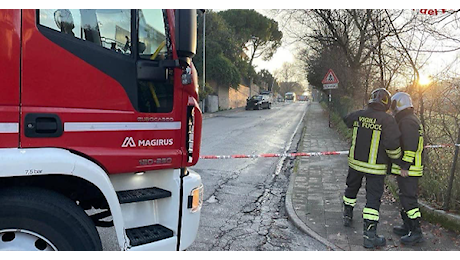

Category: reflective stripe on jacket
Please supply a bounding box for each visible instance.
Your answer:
[391,108,424,177]
[345,104,402,175]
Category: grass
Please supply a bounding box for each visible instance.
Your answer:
[319,102,352,142]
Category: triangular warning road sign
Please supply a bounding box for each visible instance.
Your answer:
[321,69,339,84]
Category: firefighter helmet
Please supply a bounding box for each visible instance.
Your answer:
[390,92,413,115]
[369,88,391,111]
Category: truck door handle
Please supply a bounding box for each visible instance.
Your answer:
[24,113,63,138]
[36,119,58,133]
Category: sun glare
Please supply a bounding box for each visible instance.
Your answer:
[418,74,432,86]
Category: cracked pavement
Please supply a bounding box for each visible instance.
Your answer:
[188,102,326,251]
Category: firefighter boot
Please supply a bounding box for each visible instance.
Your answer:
[343,204,353,227]
[363,220,386,249]
[401,218,423,245]
[393,210,410,236]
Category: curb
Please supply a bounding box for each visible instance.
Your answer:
[285,169,343,251]
[284,103,343,251]
[419,201,460,231]
[202,107,246,120]
[385,169,460,233]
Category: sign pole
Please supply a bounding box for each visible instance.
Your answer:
[328,89,332,128]
[321,69,339,129]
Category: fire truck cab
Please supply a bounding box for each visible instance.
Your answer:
[0,9,203,251]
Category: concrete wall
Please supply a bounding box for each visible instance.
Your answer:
[209,80,260,110]
[205,95,219,113]
[217,85,229,110]
[229,84,260,109]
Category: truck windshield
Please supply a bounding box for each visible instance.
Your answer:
[285,93,295,100]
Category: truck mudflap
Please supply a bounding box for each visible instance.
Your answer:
[179,168,203,250]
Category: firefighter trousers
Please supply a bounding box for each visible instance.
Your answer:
[396,175,421,219]
[344,168,385,220]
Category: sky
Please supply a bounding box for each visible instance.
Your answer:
[254,9,460,83]
[252,44,295,75]
[251,9,295,75]
[251,8,460,86]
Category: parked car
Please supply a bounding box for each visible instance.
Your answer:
[245,95,271,110]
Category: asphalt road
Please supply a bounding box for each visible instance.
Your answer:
[188,101,326,251]
[97,101,326,251]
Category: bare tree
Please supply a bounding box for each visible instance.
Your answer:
[277,9,460,210]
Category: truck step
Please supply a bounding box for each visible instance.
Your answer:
[116,187,171,204]
[126,224,174,247]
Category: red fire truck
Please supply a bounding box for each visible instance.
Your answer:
[0,9,203,251]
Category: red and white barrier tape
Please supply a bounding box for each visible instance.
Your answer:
[200,151,349,159]
[199,144,460,159]
[425,144,460,148]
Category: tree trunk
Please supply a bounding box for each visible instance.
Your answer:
[443,125,460,211]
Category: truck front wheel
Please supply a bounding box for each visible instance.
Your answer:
[0,187,102,251]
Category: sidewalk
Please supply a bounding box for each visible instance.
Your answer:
[287,102,460,251]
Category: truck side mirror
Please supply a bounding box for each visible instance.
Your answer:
[175,9,197,61]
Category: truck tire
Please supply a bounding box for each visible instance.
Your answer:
[0,187,102,251]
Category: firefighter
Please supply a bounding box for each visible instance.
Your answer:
[390,92,424,245]
[342,88,402,249]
